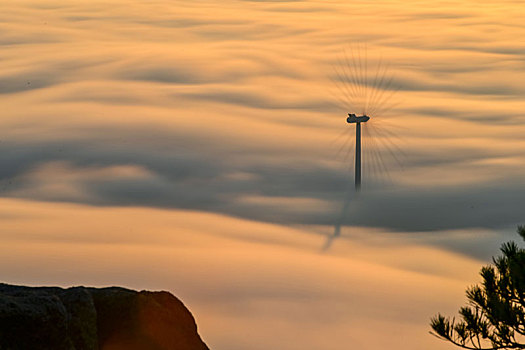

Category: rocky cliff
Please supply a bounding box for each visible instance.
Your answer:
[0,283,209,350]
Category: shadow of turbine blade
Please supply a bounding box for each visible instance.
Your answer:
[324,42,404,250]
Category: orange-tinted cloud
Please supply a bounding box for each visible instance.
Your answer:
[1,2,524,347]
[0,198,487,350]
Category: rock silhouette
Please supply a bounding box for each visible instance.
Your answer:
[0,283,209,350]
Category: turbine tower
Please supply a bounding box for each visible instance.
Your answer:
[323,43,401,250]
[346,113,370,191]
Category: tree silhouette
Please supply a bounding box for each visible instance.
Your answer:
[430,225,525,350]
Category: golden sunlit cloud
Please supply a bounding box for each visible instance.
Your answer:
[1,0,524,349]
[0,198,483,350]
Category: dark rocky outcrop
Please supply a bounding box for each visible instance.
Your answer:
[0,283,209,350]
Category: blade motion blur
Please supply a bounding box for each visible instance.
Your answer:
[324,44,403,250]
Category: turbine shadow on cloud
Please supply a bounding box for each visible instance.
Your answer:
[324,43,404,249]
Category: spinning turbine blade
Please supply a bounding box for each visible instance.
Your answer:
[324,44,403,250]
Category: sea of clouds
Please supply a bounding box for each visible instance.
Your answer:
[1,0,525,349]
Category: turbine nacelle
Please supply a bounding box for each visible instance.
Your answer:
[347,113,370,123]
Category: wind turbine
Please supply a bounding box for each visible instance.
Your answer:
[346,113,370,191]
[323,44,402,249]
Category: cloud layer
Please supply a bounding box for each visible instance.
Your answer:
[0,198,489,350]
[1,0,524,245]
[2,1,525,348]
